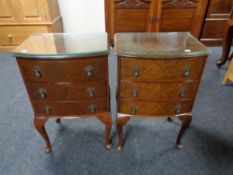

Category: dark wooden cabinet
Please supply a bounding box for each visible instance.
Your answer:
[200,0,233,46]
[13,33,112,153]
[105,0,209,44]
[114,32,209,150]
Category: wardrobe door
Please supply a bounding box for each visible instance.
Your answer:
[159,0,209,38]
[106,0,155,43]
[0,0,18,23]
[15,0,49,23]
[201,0,233,46]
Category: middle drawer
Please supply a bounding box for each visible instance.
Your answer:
[119,81,198,100]
[26,81,107,101]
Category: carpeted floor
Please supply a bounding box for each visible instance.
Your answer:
[0,47,232,175]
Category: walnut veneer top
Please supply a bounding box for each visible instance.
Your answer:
[12,33,108,58]
[115,32,209,58]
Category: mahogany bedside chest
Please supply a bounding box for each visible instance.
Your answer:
[114,32,209,150]
[12,33,112,153]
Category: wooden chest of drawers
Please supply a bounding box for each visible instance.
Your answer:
[13,33,112,153]
[17,57,110,117]
[115,32,209,150]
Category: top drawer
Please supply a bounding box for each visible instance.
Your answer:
[17,57,107,83]
[120,57,206,81]
[0,26,48,46]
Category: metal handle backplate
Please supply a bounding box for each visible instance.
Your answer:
[38,88,47,99]
[89,104,97,113]
[183,65,190,77]
[87,87,95,98]
[85,65,94,77]
[175,104,181,114]
[33,67,42,78]
[44,105,51,115]
[133,66,141,77]
[131,106,137,115]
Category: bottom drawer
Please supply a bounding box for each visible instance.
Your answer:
[32,98,109,116]
[119,100,192,116]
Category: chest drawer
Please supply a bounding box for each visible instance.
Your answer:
[17,57,107,83]
[119,100,192,116]
[32,98,109,116]
[119,81,198,100]
[120,57,205,81]
[0,26,48,46]
[26,81,108,101]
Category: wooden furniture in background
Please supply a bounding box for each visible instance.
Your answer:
[222,58,233,85]
[115,32,209,150]
[216,8,233,67]
[200,0,233,46]
[12,33,112,153]
[0,0,63,51]
[105,0,208,44]
[223,59,233,84]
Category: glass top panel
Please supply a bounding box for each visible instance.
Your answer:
[12,33,108,57]
[115,32,209,57]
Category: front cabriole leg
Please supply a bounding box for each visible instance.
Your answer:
[97,113,113,149]
[34,117,51,153]
[176,113,192,149]
[116,114,131,151]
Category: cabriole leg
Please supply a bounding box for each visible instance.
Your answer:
[116,115,131,151]
[176,114,192,149]
[97,113,112,149]
[34,117,51,153]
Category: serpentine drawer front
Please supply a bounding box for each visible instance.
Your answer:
[115,32,209,151]
[13,33,112,153]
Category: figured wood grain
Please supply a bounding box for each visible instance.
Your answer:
[119,80,199,100]
[120,57,206,81]
[119,99,192,116]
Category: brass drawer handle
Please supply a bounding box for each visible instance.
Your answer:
[38,88,47,99]
[33,67,42,78]
[183,65,190,77]
[131,106,137,115]
[133,66,141,77]
[89,104,97,113]
[87,87,95,98]
[131,88,138,97]
[175,104,181,114]
[179,88,186,97]
[44,105,51,115]
[85,65,94,77]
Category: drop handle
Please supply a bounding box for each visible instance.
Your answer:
[175,104,181,114]
[131,88,138,97]
[131,106,137,115]
[89,104,97,113]
[133,66,141,77]
[179,88,186,97]
[87,87,95,98]
[38,88,47,99]
[183,65,191,77]
[85,65,94,77]
[33,67,42,78]
[44,105,51,115]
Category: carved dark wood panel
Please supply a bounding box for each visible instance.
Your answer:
[162,0,199,8]
[114,0,151,8]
